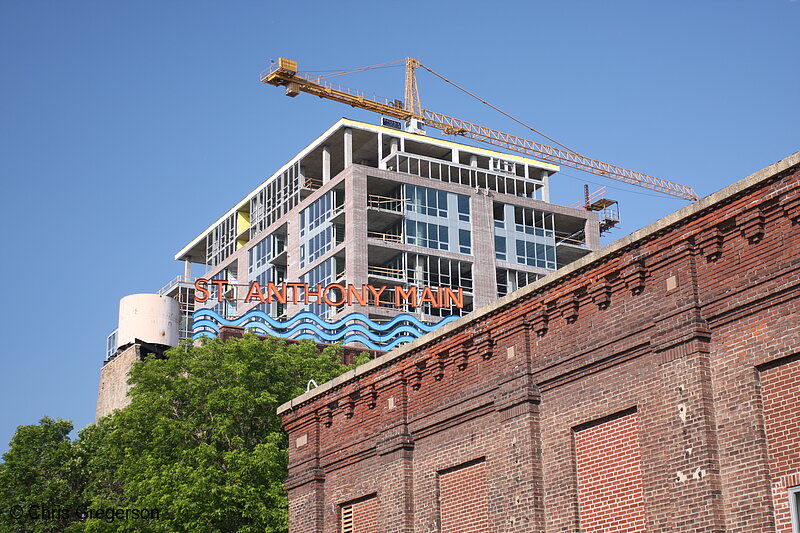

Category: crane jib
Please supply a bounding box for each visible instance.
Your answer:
[261,57,699,201]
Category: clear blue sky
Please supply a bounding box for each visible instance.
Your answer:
[0,1,797,453]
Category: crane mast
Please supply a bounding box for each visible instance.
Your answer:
[262,57,698,201]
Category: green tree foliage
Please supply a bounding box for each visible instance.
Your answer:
[0,417,85,532]
[1,336,351,533]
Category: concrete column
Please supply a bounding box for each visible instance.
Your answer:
[452,147,459,164]
[470,154,478,167]
[322,145,331,184]
[344,167,368,299]
[184,260,192,279]
[585,215,601,249]
[390,137,399,154]
[285,209,302,317]
[541,170,550,202]
[344,128,353,168]
[377,133,384,169]
[472,192,499,308]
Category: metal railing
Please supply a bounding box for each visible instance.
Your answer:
[367,194,408,213]
[158,275,196,295]
[302,176,323,190]
[367,265,405,279]
[367,230,403,243]
[555,231,587,247]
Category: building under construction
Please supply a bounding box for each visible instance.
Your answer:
[176,117,604,348]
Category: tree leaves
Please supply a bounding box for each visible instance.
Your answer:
[1,335,350,532]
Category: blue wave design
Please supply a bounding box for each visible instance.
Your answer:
[192,309,458,350]
[193,309,451,333]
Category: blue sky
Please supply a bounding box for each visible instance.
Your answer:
[0,1,797,453]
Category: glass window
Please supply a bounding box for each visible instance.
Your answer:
[457,195,470,222]
[515,239,555,269]
[459,229,471,255]
[790,485,800,533]
[513,206,554,235]
[495,236,506,261]
[405,220,449,251]
[493,203,506,228]
[405,184,449,217]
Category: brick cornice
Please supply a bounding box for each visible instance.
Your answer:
[278,156,799,417]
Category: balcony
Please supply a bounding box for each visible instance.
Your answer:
[300,176,323,199]
[381,151,545,200]
[367,264,405,280]
[367,194,407,213]
[367,230,403,244]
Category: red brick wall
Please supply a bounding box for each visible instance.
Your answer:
[438,460,489,533]
[280,155,800,532]
[760,355,800,532]
[342,496,377,533]
[574,410,646,532]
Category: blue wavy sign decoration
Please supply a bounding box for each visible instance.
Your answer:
[192,309,459,351]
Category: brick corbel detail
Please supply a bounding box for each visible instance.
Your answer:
[740,208,765,243]
[699,228,724,261]
[364,385,377,410]
[624,260,648,295]
[494,372,541,418]
[433,349,449,381]
[560,293,580,323]
[455,341,473,371]
[526,304,549,337]
[321,402,336,428]
[474,332,495,361]
[591,277,612,309]
[781,190,800,224]
[344,391,358,419]
[411,360,426,390]
[376,432,415,456]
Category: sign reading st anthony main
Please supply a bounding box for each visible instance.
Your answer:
[194,279,464,309]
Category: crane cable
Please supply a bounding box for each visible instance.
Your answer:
[303,59,582,158]
[417,63,582,157]
[311,60,405,81]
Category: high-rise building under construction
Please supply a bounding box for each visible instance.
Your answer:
[172,118,604,348]
[98,116,609,417]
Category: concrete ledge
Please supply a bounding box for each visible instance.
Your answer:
[278,151,800,415]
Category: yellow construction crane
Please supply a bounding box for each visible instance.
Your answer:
[262,57,699,201]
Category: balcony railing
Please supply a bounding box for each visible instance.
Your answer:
[158,275,196,295]
[301,176,323,190]
[367,230,403,243]
[367,265,405,279]
[367,194,408,213]
[555,230,587,247]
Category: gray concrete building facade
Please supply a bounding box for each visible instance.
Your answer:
[175,118,601,341]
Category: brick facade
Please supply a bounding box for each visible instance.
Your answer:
[439,459,489,533]
[341,496,378,533]
[760,355,800,532]
[574,409,645,532]
[279,152,800,532]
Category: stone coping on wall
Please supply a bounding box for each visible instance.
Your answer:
[277,151,800,415]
